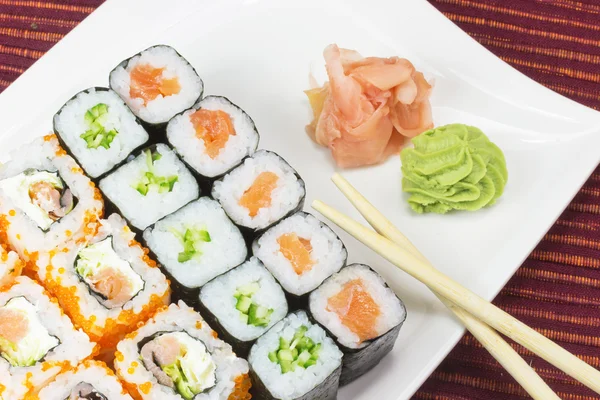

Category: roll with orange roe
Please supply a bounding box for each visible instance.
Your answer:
[0,243,23,289]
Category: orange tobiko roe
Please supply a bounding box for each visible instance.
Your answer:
[238,172,279,217]
[190,109,236,159]
[228,374,252,400]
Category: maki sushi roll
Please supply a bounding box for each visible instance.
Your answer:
[0,134,103,259]
[99,144,199,232]
[248,310,343,400]
[212,150,305,237]
[143,197,247,300]
[167,96,259,186]
[109,45,204,129]
[309,264,407,385]
[0,243,23,289]
[37,360,133,400]
[252,212,347,309]
[34,214,170,350]
[198,257,288,357]
[115,301,251,400]
[0,276,95,399]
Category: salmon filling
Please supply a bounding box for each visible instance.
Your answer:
[326,279,381,343]
[238,172,279,217]
[190,109,236,159]
[277,233,314,275]
[130,64,181,105]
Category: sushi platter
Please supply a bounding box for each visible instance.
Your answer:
[1,0,600,399]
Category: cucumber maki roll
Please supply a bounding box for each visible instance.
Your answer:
[99,144,199,232]
[198,257,288,357]
[143,197,247,302]
[309,264,407,385]
[248,310,343,400]
[109,45,204,130]
[114,301,251,400]
[37,360,134,400]
[211,150,305,239]
[252,212,347,309]
[167,96,259,189]
[0,276,95,399]
[53,87,150,179]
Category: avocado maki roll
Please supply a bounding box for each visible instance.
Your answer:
[248,310,343,400]
[37,360,134,400]
[252,212,347,309]
[143,197,247,302]
[109,45,204,130]
[211,150,305,239]
[0,134,103,259]
[309,264,407,385]
[114,301,251,400]
[198,257,288,357]
[99,144,199,232]
[53,87,150,179]
[0,276,95,399]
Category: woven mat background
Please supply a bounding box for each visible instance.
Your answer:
[1,1,600,399]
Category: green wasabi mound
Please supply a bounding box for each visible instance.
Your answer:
[400,124,508,214]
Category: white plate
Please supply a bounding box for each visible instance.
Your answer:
[1,0,600,398]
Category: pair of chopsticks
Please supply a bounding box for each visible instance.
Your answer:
[313,173,600,399]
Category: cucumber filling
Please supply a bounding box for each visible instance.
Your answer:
[169,226,211,263]
[80,103,118,150]
[233,282,273,327]
[132,149,178,196]
[268,325,320,374]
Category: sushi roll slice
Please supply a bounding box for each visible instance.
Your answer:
[0,276,95,399]
[53,87,149,179]
[115,301,251,400]
[0,134,103,260]
[37,360,133,400]
[110,45,204,129]
[0,243,23,289]
[198,257,288,358]
[99,144,199,232]
[309,264,407,385]
[212,150,305,237]
[252,212,347,309]
[34,214,170,350]
[248,310,343,400]
[167,96,259,185]
[143,197,247,301]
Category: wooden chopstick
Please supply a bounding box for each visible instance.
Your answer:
[329,173,559,400]
[312,177,600,395]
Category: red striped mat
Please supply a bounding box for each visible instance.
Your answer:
[1,1,599,399]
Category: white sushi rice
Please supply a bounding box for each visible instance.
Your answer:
[249,311,343,399]
[0,276,95,400]
[212,150,305,230]
[110,45,203,124]
[99,144,199,230]
[37,361,134,400]
[35,214,170,340]
[0,135,103,258]
[115,301,249,400]
[310,264,406,349]
[167,96,259,178]
[143,197,247,288]
[0,245,22,288]
[53,88,149,178]
[252,213,347,296]
[199,257,288,341]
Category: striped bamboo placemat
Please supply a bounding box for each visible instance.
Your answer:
[0,0,599,398]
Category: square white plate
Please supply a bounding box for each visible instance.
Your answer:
[1,0,600,398]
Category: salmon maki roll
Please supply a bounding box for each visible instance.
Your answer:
[115,301,251,400]
[37,360,133,400]
[110,45,204,128]
[309,264,407,385]
[0,243,23,289]
[0,276,95,399]
[33,214,170,351]
[212,150,305,237]
[167,96,259,185]
[252,212,347,309]
[0,134,103,261]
